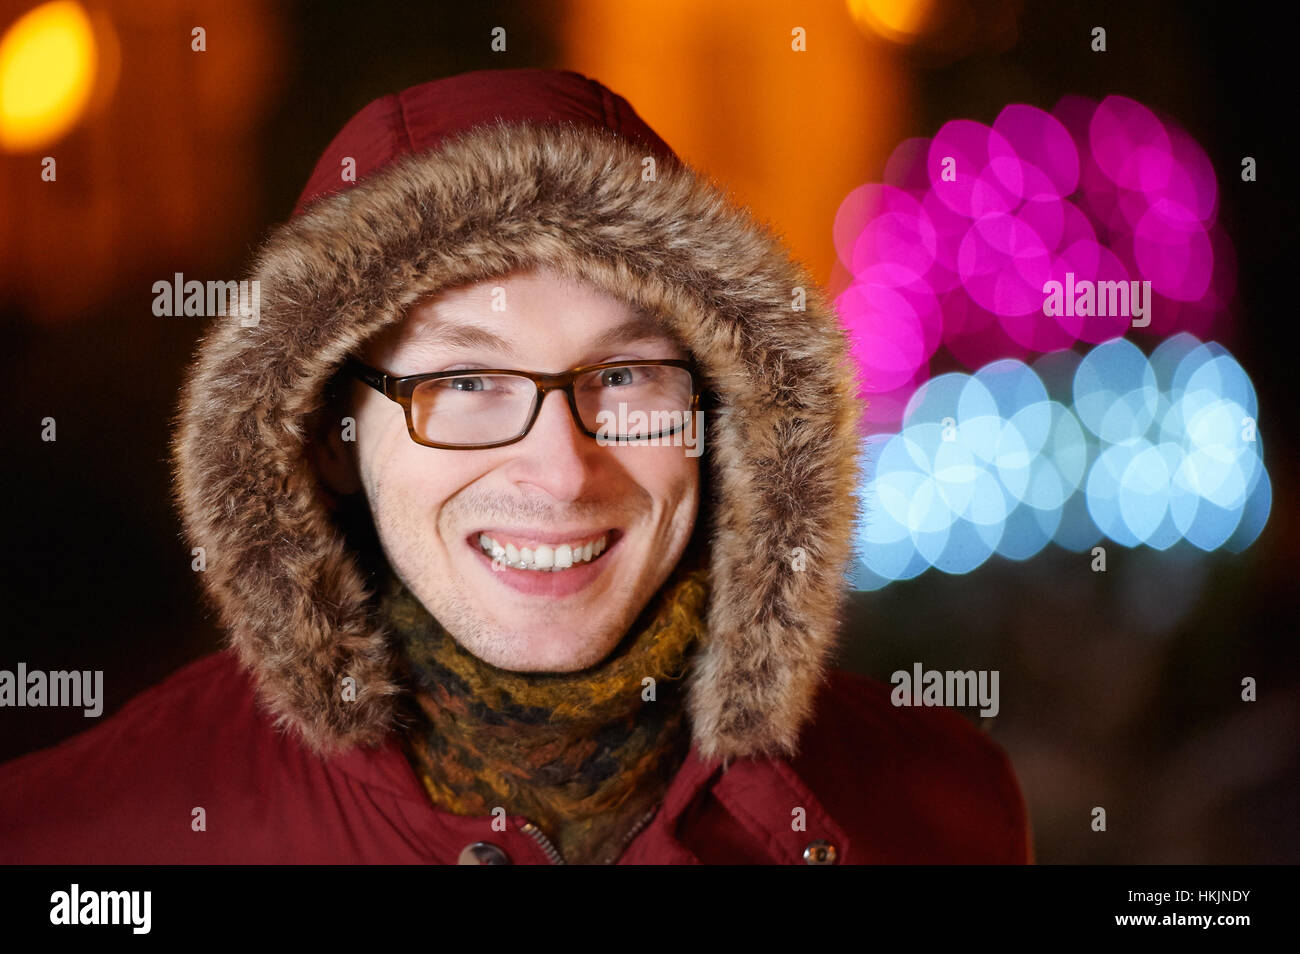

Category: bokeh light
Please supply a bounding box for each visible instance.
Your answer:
[0,1,98,152]
[850,335,1269,590]
[844,0,1025,65]
[846,0,939,43]
[837,96,1236,432]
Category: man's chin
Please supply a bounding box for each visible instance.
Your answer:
[458,626,622,674]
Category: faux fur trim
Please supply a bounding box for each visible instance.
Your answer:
[171,119,863,762]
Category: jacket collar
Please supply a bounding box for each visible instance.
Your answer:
[328,731,849,864]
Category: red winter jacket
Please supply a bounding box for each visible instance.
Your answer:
[0,650,1029,864]
[0,69,1032,864]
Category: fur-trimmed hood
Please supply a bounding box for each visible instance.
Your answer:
[171,69,862,763]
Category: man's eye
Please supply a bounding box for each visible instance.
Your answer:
[599,367,640,387]
[446,376,486,392]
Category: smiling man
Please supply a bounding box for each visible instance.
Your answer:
[306,269,714,862]
[0,69,1031,865]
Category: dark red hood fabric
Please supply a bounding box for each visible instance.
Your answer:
[292,68,681,217]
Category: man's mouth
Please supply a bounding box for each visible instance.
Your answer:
[471,529,620,572]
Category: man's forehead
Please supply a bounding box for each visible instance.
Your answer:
[390,297,680,359]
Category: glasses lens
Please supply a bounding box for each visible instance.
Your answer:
[410,373,537,446]
[576,364,696,438]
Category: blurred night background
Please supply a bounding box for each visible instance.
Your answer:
[1,0,1295,862]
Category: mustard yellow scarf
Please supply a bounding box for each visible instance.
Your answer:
[380,557,709,864]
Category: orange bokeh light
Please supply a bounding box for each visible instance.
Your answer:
[560,0,909,287]
[0,1,99,152]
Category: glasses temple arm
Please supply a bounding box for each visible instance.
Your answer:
[345,358,389,395]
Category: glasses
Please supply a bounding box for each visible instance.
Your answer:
[345,357,700,449]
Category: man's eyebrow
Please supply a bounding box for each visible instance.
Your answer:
[587,313,678,350]
[416,321,518,357]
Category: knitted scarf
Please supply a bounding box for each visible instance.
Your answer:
[379,555,710,865]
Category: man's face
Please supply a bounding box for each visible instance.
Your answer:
[338,267,700,672]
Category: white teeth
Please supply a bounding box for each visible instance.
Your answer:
[477,532,610,571]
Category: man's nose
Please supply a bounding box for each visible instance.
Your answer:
[507,389,600,500]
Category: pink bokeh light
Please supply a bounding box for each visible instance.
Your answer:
[836,96,1236,431]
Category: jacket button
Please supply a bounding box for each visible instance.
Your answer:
[802,840,838,865]
[458,842,511,865]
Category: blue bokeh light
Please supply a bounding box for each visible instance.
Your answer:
[850,334,1269,585]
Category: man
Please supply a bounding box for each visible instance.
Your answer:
[0,68,1031,864]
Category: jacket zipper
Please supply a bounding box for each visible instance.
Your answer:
[519,805,660,866]
[610,805,658,862]
[519,820,565,865]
